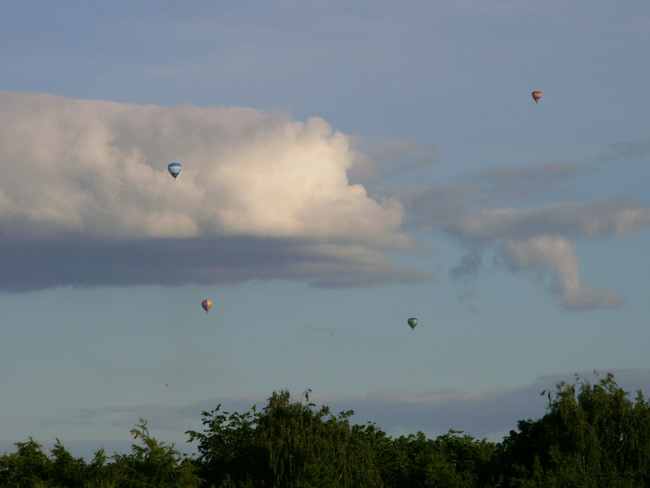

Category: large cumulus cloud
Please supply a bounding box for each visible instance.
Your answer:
[3,91,649,309]
[0,91,427,291]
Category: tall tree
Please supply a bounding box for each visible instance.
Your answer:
[111,419,202,488]
[492,372,650,487]
[187,389,384,487]
[0,438,52,486]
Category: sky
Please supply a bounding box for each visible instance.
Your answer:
[2,0,650,458]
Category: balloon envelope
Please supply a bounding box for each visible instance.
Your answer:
[531,91,542,103]
[202,299,212,313]
[168,162,182,179]
[407,317,418,330]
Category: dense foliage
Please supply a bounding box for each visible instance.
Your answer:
[491,372,650,487]
[2,373,649,487]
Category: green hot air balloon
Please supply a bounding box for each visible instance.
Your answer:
[407,317,418,330]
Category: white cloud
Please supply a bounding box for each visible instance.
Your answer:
[501,236,623,310]
[457,202,650,310]
[0,91,404,243]
[450,199,650,244]
[398,182,650,310]
[3,91,648,306]
[0,91,425,291]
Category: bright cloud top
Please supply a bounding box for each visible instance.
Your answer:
[0,91,423,291]
[0,91,405,243]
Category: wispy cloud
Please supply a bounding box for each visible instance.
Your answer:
[349,139,437,188]
[597,139,650,162]
[460,162,587,203]
[393,179,650,310]
[501,236,622,310]
[449,253,482,283]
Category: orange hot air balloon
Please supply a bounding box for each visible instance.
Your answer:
[201,299,213,313]
[531,91,542,103]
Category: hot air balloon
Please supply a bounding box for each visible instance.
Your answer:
[407,317,418,330]
[168,162,182,179]
[531,91,542,103]
[201,299,212,313]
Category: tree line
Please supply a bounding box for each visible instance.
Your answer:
[2,372,649,487]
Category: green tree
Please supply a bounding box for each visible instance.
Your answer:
[48,439,103,487]
[111,419,202,488]
[492,372,650,487]
[188,389,384,487]
[188,390,498,488]
[0,437,117,487]
[374,430,493,488]
[436,430,496,488]
[383,432,458,487]
[186,403,262,486]
[0,438,52,487]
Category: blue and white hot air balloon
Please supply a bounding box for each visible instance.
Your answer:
[167,162,182,179]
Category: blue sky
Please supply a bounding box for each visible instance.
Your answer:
[2,0,650,458]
